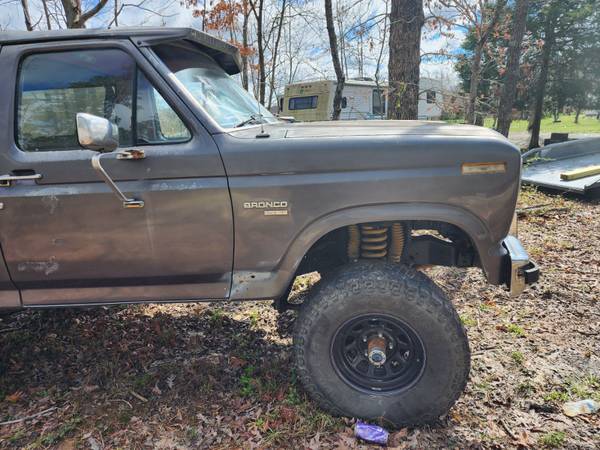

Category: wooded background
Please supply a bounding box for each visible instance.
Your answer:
[2,0,600,148]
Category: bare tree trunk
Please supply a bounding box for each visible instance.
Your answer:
[267,0,287,109]
[528,13,556,149]
[496,0,529,136]
[465,42,483,124]
[465,0,506,124]
[113,0,119,26]
[575,106,581,124]
[20,0,34,30]
[374,0,389,120]
[241,1,250,90]
[61,0,109,29]
[387,0,424,120]
[42,0,52,29]
[252,0,267,104]
[61,0,82,27]
[325,0,345,120]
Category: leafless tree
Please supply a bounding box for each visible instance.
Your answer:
[60,0,109,28]
[430,0,507,124]
[527,2,558,149]
[249,0,267,103]
[495,0,529,136]
[241,0,251,90]
[374,0,389,119]
[20,0,35,30]
[325,0,345,119]
[266,0,286,109]
[41,0,52,28]
[107,0,178,28]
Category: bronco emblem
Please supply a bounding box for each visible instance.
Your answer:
[243,200,289,216]
[243,201,288,209]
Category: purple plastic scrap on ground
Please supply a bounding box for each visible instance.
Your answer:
[354,421,389,445]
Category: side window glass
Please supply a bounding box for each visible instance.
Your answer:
[17,49,134,152]
[136,71,191,143]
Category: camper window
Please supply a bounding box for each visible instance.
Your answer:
[289,95,318,110]
[372,89,385,116]
[426,90,436,104]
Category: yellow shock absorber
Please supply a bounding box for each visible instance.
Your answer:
[388,222,405,263]
[347,224,361,260]
[360,225,388,258]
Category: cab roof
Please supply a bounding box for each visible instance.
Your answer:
[0,27,242,75]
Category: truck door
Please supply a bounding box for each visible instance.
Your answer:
[0,40,233,306]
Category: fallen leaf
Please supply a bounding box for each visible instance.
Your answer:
[5,390,24,403]
[229,356,247,368]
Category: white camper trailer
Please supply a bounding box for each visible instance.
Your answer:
[279,78,444,121]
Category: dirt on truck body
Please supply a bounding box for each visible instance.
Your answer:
[0,27,539,426]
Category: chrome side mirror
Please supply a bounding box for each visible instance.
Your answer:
[76,113,119,152]
[77,112,145,209]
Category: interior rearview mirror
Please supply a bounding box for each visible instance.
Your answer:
[76,113,119,153]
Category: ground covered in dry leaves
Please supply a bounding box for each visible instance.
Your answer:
[0,187,598,449]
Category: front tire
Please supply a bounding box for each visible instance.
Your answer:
[293,262,470,427]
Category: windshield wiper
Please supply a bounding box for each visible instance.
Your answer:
[234,115,262,128]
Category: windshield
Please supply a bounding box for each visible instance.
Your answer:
[153,44,278,129]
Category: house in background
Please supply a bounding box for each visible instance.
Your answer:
[278,78,445,121]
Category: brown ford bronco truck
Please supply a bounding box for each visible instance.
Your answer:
[0,27,538,426]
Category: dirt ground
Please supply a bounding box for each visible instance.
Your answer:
[0,186,599,449]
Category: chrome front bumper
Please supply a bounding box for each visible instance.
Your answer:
[502,236,540,297]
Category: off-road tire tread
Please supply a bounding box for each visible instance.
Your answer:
[293,261,470,427]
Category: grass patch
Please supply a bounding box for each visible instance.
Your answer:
[132,372,153,391]
[207,308,225,327]
[32,417,82,448]
[544,375,600,404]
[544,390,570,403]
[517,381,535,396]
[248,310,260,328]
[285,384,303,406]
[510,351,524,365]
[507,324,525,337]
[460,315,477,327]
[482,113,600,134]
[239,365,257,397]
[8,428,26,445]
[539,431,566,448]
[563,375,600,401]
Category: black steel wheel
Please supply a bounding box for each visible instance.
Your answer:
[293,261,470,426]
[331,314,425,393]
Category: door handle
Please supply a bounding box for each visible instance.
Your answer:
[0,173,42,187]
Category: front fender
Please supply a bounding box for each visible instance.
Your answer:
[230,202,506,300]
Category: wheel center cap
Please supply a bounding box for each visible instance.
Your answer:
[367,335,387,366]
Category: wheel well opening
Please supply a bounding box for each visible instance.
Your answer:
[296,220,479,278]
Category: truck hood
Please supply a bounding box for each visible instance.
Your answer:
[227,119,507,141]
[284,120,505,139]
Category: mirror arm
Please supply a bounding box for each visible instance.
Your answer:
[91,153,145,209]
